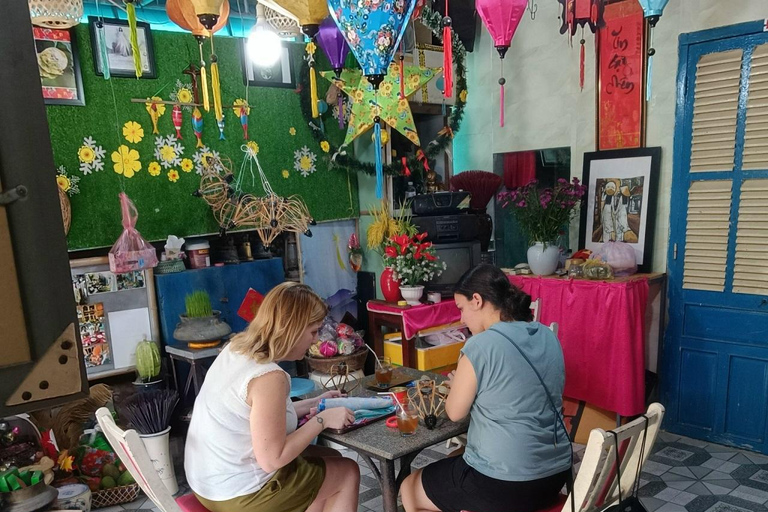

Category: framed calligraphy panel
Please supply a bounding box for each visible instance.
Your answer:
[597,0,645,150]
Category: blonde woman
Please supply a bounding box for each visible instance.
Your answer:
[185,282,360,512]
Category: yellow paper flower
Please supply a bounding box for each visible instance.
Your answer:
[78,146,95,163]
[168,169,180,182]
[246,141,259,156]
[122,121,144,144]
[58,450,74,472]
[177,88,193,104]
[289,127,296,136]
[233,98,250,117]
[320,141,330,153]
[372,130,390,146]
[459,89,468,102]
[160,145,176,163]
[300,156,313,172]
[282,169,290,178]
[112,145,141,178]
[148,161,161,176]
[181,158,194,172]
[56,175,71,191]
[306,41,317,55]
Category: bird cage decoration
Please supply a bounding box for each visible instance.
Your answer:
[29,0,83,28]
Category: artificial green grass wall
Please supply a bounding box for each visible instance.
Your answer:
[49,24,358,251]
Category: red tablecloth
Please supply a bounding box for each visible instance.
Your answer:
[509,276,649,416]
[366,300,461,340]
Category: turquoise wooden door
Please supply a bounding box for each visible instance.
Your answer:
[663,21,768,452]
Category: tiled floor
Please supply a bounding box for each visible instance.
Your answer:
[101,432,768,512]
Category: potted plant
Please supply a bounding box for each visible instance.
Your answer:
[382,233,446,305]
[366,201,418,303]
[173,291,231,348]
[497,178,586,275]
[133,339,162,392]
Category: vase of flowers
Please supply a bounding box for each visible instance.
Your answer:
[366,201,419,302]
[383,233,446,305]
[498,178,586,276]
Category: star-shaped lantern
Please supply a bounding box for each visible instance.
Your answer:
[322,62,440,148]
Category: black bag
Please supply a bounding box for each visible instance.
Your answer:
[603,416,650,512]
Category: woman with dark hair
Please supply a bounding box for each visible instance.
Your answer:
[400,264,571,512]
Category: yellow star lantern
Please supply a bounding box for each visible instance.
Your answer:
[323,62,440,148]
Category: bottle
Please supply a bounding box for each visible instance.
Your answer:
[405,181,417,200]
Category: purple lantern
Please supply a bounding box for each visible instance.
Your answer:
[316,17,350,79]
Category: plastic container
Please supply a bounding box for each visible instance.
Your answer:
[186,240,210,269]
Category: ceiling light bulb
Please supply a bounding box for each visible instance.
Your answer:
[247,5,282,67]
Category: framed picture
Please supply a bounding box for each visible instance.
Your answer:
[33,27,85,106]
[242,42,296,88]
[88,17,156,79]
[579,147,661,272]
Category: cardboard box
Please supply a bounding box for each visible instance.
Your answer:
[411,44,456,106]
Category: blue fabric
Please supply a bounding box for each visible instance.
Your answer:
[299,220,357,300]
[290,378,316,398]
[318,397,395,423]
[460,321,572,482]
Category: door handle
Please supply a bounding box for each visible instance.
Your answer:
[0,185,28,206]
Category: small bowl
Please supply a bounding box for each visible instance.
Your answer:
[54,483,92,512]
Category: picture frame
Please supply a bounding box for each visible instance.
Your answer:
[579,147,661,272]
[88,16,156,79]
[241,41,296,89]
[33,27,85,106]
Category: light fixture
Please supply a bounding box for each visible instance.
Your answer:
[247,2,282,67]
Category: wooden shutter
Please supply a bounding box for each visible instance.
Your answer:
[743,43,768,171]
[683,180,732,292]
[733,179,768,295]
[690,49,743,173]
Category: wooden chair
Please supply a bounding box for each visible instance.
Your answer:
[95,408,211,512]
[461,402,665,512]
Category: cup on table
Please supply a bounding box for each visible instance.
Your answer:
[375,356,393,387]
[396,403,419,436]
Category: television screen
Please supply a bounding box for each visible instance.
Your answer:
[427,241,481,295]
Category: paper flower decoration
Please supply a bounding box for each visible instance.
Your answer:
[168,169,180,182]
[282,169,290,179]
[289,127,297,136]
[112,145,141,178]
[193,146,220,175]
[122,121,144,144]
[181,158,194,172]
[233,98,250,117]
[78,136,106,175]
[320,140,330,153]
[246,141,260,157]
[170,79,195,109]
[294,146,317,177]
[459,89,468,102]
[148,161,162,176]
[56,166,80,196]
[154,135,185,169]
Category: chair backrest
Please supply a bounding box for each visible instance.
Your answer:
[530,298,541,322]
[96,407,181,512]
[563,402,665,512]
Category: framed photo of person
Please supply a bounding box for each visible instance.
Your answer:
[579,147,661,272]
[88,17,156,78]
[33,27,85,106]
[241,41,296,89]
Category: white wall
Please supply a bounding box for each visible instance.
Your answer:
[454,0,767,272]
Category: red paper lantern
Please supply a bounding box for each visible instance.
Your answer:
[558,0,603,90]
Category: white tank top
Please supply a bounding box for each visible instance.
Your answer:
[184,344,298,501]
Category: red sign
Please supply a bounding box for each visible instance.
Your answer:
[237,288,265,323]
[598,1,644,150]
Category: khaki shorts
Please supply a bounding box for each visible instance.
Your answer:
[194,456,326,512]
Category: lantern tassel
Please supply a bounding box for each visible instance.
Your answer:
[442,28,453,98]
[310,65,320,118]
[97,23,110,80]
[338,94,344,130]
[199,41,210,112]
[126,2,142,78]
[374,121,383,199]
[399,56,405,100]
[209,37,223,122]
[579,39,585,90]
[646,27,655,102]
[500,80,505,127]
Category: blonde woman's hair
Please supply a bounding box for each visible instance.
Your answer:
[230,282,327,363]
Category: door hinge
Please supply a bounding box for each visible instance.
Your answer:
[0,185,28,206]
[674,243,678,260]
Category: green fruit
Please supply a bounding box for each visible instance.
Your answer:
[101,476,117,489]
[117,471,135,486]
[102,464,120,479]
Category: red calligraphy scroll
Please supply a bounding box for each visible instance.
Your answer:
[597,1,644,150]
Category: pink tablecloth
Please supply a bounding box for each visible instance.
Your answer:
[367,300,461,340]
[509,276,650,416]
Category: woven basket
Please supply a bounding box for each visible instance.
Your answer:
[29,0,83,28]
[264,6,300,37]
[58,186,71,235]
[305,348,368,374]
[90,483,140,509]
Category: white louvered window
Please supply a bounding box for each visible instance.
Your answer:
[743,44,768,171]
[690,49,742,173]
[733,179,768,295]
[683,180,732,292]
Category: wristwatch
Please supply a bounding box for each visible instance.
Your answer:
[316,415,324,426]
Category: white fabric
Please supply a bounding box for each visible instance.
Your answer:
[184,344,298,501]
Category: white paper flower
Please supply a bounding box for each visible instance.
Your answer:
[154,135,185,169]
[294,146,317,178]
[193,146,220,175]
[78,136,106,175]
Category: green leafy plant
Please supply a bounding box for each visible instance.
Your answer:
[185,291,213,318]
[135,339,161,383]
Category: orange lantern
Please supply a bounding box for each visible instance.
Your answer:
[166,0,230,36]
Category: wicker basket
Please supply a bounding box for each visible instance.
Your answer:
[90,483,140,508]
[29,0,84,28]
[305,348,368,374]
[58,186,71,235]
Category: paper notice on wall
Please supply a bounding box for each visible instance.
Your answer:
[108,307,151,369]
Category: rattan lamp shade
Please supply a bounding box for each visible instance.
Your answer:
[264,6,300,37]
[29,0,83,28]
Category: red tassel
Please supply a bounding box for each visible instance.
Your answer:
[402,157,411,177]
[499,81,505,127]
[443,26,453,98]
[579,40,585,90]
